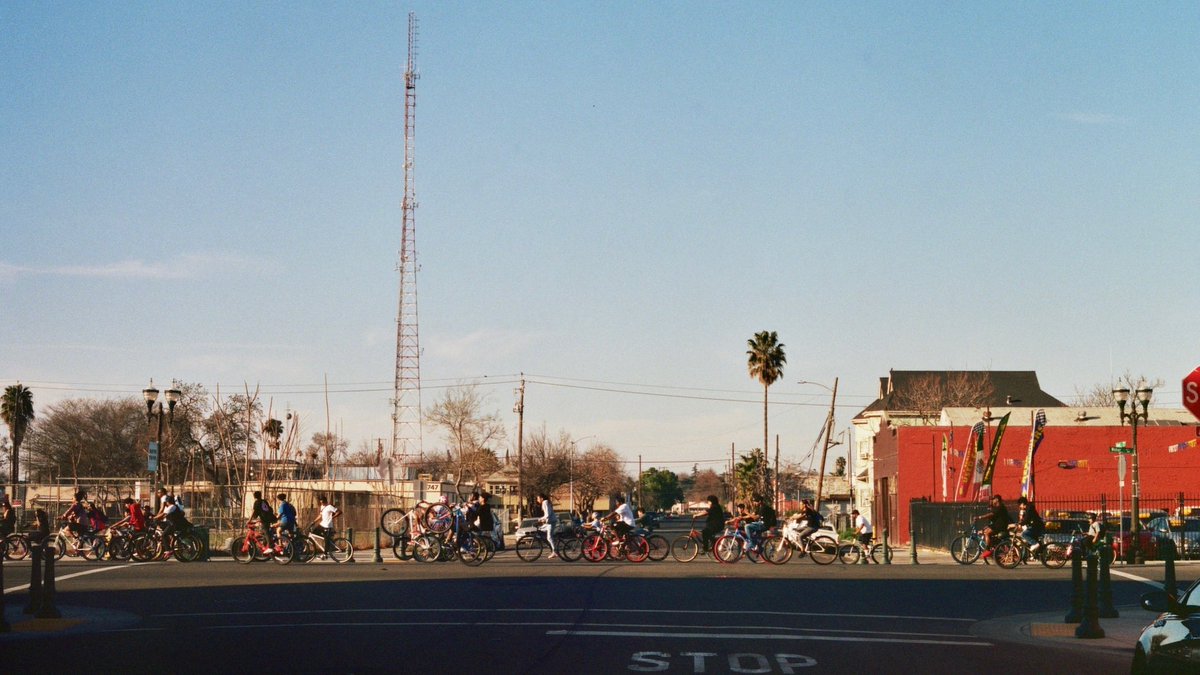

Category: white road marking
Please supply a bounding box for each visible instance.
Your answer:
[153,607,975,623]
[1109,569,1165,589]
[3,562,146,594]
[547,629,991,646]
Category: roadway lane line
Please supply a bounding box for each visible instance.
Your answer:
[153,607,976,623]
[545,629,991,646]
[1110,569,1164,589]
[3,562,146,594]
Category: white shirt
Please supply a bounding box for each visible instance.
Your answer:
[615,503,635,527]
[854,514,872,535]
[319,504,338,529]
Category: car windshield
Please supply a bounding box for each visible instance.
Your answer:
[1185,579,1200,609]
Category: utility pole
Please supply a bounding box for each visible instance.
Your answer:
[637,455,643,507]
[514,375,526,517]
[815,377,839,512]
[730,443,736,504]
[774,434,780,513]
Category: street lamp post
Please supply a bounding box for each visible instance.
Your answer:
[568,435,596,519]
[1114,385,1152,565]
[142,380,181,496]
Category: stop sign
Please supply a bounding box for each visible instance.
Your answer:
[1185,366,1200,421]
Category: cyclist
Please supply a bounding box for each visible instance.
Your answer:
[1082,511,1108,552]
[251,490,276,545]
[469,492,495,543]
[697,495,725,552]
[86,500,109,532]
[1016,497,1045,552]
[29,508,51,544]
[157,495,190,543]
[109,497,148,533]
[275,493,297,542]
[791,498,824,546]
[602,495,637,541]
[975,495,1011,559]
[536,493,559,558]
[311,494,342,559]
[851,508,873,563]
[60,490,90,538]
[745,495,777,551]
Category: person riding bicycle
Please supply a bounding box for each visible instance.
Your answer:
[157,495,190,542]
[602,495,637,541]
[251,490,276,545]
[109,497,148,533]
[975,495,1011,559]
[86,500,109,532]
[311,494,342,558]
[275,493,297,542]
[1081,511,1108,553]
[536,493,559,559]
[792,499,823,545]
[29,508,51,544]
[851,508,873,563]
[745,495,777,551]
[60,490,90,538]
[698,495,725,551]
[1016,497,1045,552]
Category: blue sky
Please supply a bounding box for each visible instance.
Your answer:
[3,2,1198,475]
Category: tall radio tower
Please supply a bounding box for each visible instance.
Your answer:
[392,11,423,467]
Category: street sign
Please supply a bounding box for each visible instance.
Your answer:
[148,441,160,472]
[1185,365,1200,421]
[1118,455,1126,485]
[1110,442,1134,454]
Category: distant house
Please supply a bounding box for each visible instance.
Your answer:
[851,370,1067,522]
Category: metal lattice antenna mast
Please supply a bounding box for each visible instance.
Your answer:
[392,11,423,467]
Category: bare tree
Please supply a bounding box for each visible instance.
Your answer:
[572,444,625,515]
[893,372,996,422]
[424,384,506,497]
[520,426,572,513]
[1073,371,1165,408]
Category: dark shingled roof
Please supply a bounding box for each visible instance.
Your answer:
[853,370,1067,420]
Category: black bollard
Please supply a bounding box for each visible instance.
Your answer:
[1065,542,1083,623]
[1163,538,1178,601]
[0,544,9,633]
[35,546,61,619]
[373,527,383,563]
[24,542,43,615]
[1075,553,1105,639]
[882,529,892,566]
[1098,536,1118,618]
[347,528,356,563]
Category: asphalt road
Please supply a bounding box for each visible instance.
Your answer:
[3,548,1177,674]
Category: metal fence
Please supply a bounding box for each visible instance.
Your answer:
[911,493,1200,558]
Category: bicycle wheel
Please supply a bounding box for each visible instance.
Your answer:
[671,535,700,562]
[1040,542,1068,569]
[808,536,838,565]
[582,533,608,562]
[763,536,793,565]
[838,542,862,564]
[231,536,256,564]
[412,534,442,563]
[111,534,134,561]
[271,537,294,565]
[131,533,159,562]
[558,536,583,562]
[713,535,743,564]
[424,504,453,534]
[4,534,30,561]
[623,534,650,563]
[294,536,316,563]
[994,541,1021,569]
[175,532,203,562]
[391,535,413,561]
[953,535,983,564]
[515,534,544,562]
[380,508,409,538]
[869,542,895,564]
[645,534,670,562]
[330,537,354,563]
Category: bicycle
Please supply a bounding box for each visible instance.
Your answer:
[230,520,294,565]
[713,522,775,564]
[837,536,894,564]
[380,501,443,538]
[993,530,1069,569]
[131,522,204,563]
[294,525,354,563]
[515,523,583,563]
[670,517,717,562]
[3,532,31,561]
[949,525,992,565]
[764,520,838,565]
[581,523,649,562]
[45,522,103,561]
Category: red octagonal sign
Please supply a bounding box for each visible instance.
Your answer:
[1185,366,1200,421]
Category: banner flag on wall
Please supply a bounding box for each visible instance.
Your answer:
[978,412,1011,499]
[957,422,985,500]
[1020,408,1048,501]
[1167,439,1198,453]
[1057,459,1090,469]
[1003,458,1023,466]
[941,434,949,499]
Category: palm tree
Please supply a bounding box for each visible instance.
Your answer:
[2,383,35,489]
[746,331,785,499]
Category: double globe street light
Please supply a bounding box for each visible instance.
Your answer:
[142,380,182,488]
[1113,385,1153,565]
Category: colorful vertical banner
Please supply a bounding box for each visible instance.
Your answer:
[1020,408,1047,501]
[941,434,949,500]
[956,422,984,499]
[978,412,1011,500]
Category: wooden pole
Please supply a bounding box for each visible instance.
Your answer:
[815,377,839,512]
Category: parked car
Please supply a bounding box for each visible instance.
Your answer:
[513,517,541,539]
[1133,579,1200,673]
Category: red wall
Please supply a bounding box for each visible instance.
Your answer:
[881,422,1200,544]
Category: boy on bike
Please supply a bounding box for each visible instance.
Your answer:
[792,499,823,545]
[745,496,777,552]
[1016,497,1045,552]
[312,494,341,559]
[275,493,297,541]
[851,509,873,563]
[109,497,147,533]
[602,495,636,541]
[975,495,1010,559]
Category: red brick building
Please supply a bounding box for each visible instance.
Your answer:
[873,407,1200,543]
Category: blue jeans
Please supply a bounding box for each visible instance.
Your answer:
[745,522,765,548]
